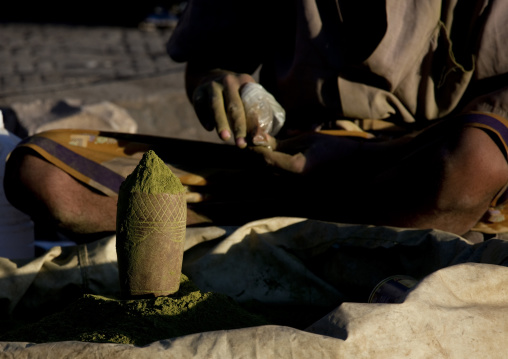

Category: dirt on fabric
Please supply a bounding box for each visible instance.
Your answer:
[0,275,270,346]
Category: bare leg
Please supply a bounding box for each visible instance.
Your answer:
[4,150,213,240]
[4,122,508,239]
[257,120,508,235]
[4,150,118,237]
[354,126,508,235]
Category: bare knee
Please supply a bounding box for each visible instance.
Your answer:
[433,127,508,233]
[4,150,117,235]
[377,126,508,235]
[4,150,45,218]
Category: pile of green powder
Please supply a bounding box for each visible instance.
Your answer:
[120,149,185,195]
[0,275,269,346]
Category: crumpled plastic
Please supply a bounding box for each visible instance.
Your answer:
[240,83,285,146]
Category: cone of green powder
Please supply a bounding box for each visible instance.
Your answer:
[116,150,187,298]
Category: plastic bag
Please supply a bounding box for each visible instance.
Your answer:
[240,83,286,146]
[0,110,35,259]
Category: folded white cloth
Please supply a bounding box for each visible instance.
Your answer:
[0,110,34,259]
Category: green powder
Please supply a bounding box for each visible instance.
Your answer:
[0,275,269,346]
[120,150,185,195]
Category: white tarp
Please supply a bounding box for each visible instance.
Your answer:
[2,217,508,357]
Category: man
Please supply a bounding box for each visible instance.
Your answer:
[165,0,508,235]
[4,0,508,238]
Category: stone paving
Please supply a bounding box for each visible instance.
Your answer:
[0,23,177,98]
[0,22,219,142]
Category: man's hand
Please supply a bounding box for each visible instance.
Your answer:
[191,70,256,148]
[251,132,364,176]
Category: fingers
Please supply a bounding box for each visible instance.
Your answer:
[223,75,248,148]
[210,81,231,141]
[250,133,316,174]
[192,71,255,148]
[252,132,362,175]
[192,82,223,132]
[251,146,307,174]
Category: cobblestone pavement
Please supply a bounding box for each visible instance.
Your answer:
[0,23,178,98]
[0,22,220,142]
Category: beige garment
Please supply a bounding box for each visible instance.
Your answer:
[168,0,508,127]
[2,218,508,357]
[337,0,484,123]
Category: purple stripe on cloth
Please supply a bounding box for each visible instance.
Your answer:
[22,135,126,194]
[461,113,508,147]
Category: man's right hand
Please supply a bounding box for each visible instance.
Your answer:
[190,70,256,148]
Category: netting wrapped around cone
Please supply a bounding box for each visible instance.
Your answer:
[116,150,187,298]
